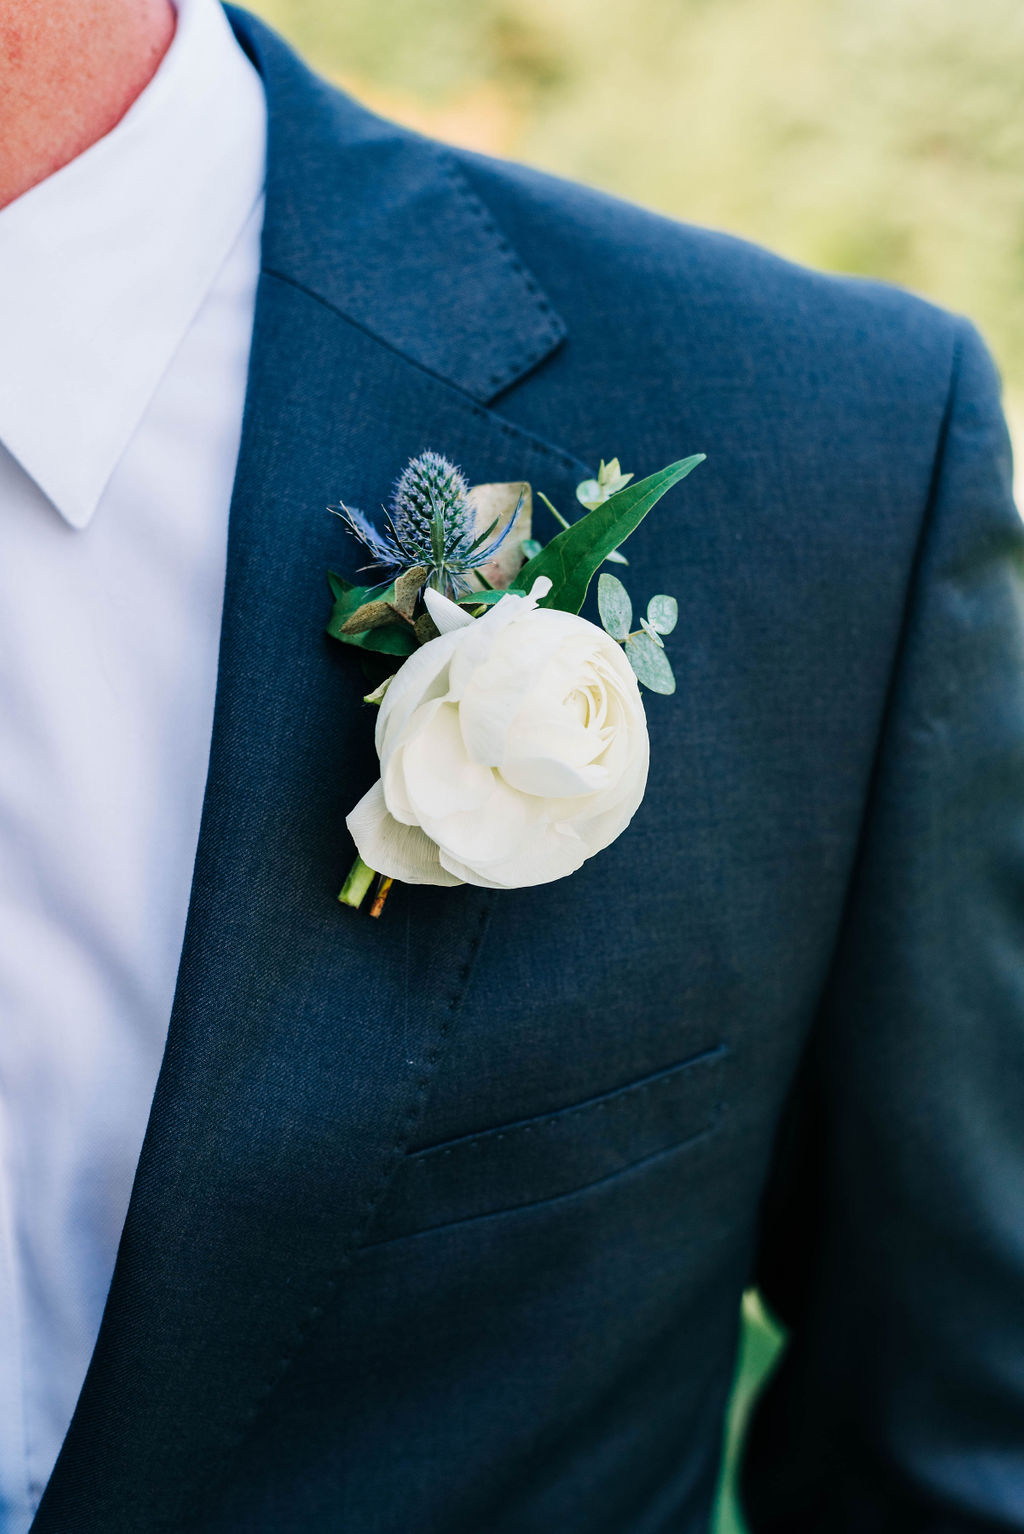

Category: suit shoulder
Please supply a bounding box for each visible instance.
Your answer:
[447,143,965,406]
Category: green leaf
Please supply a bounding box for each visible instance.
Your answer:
[520,537,544,560]
[646,593,678,635]
[597,573,632,640]
[511,455,705,615]
[326,572,417,656]
[626,631,676,694]
[536,490,572,531]
[327,571,390,621]
[457,589,507,609]
[333,623,417,657]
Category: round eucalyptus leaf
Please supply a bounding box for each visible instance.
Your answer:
[646,593,678,635]
[626,631,676,694]
[639,616,665,648]
[597,573,633,640]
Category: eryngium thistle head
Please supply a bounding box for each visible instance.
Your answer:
[391,450,474,550]
[333,449,521,600]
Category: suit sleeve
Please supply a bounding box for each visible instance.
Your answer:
[742,317,1024,1533]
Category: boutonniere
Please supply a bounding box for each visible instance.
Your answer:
[324,448,704,915]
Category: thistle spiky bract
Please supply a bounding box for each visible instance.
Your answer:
[391,450,474,550]
[333,449,519,600]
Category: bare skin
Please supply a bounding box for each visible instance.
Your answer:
[0,0,176,210]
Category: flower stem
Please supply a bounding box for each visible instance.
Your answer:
[368,875,394,919]
[338,855,376,910]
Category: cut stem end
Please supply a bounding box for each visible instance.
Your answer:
[338,855,377,910]
[369,875,394,919]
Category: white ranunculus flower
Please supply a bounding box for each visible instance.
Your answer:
[346,578,650,889]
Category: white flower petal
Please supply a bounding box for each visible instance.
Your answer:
[440,818,590,889]
[400,700,495,820]
[349,592,651,893]
[424,586,475,633]
[346,780,464,887]
[375,628,462,758]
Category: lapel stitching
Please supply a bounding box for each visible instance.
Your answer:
[430,148,569,399]
[261,264,583,482]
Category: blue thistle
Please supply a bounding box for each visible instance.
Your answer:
[332,450,521,600]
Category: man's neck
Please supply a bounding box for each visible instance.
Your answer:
[0,0,177,211]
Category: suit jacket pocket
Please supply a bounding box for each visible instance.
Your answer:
[364,1043,729,1246]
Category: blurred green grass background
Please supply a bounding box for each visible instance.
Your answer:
[243,2,1023,1523]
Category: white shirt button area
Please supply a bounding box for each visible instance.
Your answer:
[0,1,266,1526]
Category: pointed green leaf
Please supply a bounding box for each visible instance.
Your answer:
[597,573,633,640]
[646,593,678,635]
[511,455,705,614]
[626,631,676,694]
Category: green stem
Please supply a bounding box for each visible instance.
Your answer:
[537,490,572,531]
[338,855,377,910]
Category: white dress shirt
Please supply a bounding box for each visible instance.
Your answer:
[0,2,266,1526]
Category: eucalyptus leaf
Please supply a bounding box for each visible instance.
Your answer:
[626,631,677,694]
[511,455,705,615]
[575,478,602,507]
[597,573,632,640]
[646,593,678,635]
[520,537,544,560]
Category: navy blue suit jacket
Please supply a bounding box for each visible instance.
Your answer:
[31,8,1024,1532]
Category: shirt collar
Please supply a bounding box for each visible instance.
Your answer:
[0,0,267,529]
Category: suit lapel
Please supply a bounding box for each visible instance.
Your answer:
[31,12,586,1532]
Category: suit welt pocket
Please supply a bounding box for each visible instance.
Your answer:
[365,1043,728,1246]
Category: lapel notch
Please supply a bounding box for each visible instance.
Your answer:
[231,6,568,405]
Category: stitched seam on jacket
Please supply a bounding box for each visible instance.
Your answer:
[259,266,583,475]
[404,1041,729,1166]
[432,148,568,394]
[362,1108,726,1250]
